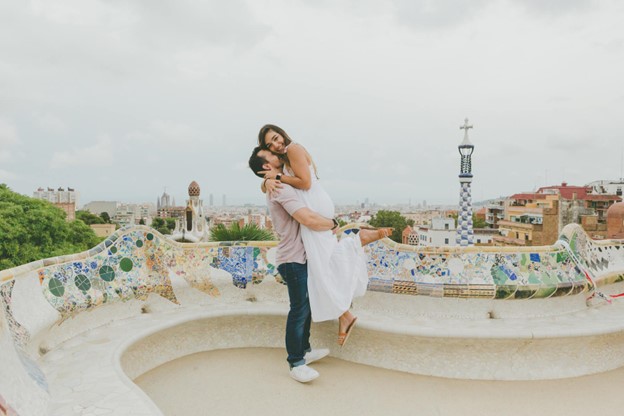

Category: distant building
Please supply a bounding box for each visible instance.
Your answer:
[403,218,455,247]
[485,199,505,229]
[403,210,446,226]
[495,195,560,246]
[586,179,624,197]
[241,212,269,229]
[112,203,154,226]
[33,187,78,221]
[607,202,624,239]
[157,190,173,210]
[157,189,184,219]
[493,183,620,245]
[402,226,418,245]
[475,207,486,223]
[404,218,496,247]
[83,201,119,216]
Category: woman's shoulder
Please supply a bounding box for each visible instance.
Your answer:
[285,142,308,157]
[285,142,303,151]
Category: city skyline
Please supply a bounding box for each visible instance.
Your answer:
[1,1,623,206]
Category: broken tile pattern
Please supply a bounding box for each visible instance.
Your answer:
[559,224,624,286]
[0,281,48,392]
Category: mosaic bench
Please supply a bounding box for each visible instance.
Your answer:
[1,223,624,415]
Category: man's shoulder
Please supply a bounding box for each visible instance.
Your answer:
[269,183,296,203]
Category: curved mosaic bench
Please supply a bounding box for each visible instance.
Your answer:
[1,224,624,415]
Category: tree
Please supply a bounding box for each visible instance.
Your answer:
[151,217,171,235]
[450,213,487,229]
[473,214,487,229]
[165,218,176,232]
[210,222,275,242]
[100,212,111,223]
[139,218,145,225]
[76,210,105,225]
[368,210,414,243]
[0,184,101,271]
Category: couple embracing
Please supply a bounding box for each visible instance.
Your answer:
[248,124,391,383]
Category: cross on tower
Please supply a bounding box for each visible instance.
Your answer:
[460,118,473,141]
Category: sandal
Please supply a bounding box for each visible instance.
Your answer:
[338,317,358,347]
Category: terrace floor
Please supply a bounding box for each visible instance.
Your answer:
[137,347,624,416]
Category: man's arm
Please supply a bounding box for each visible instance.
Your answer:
[292,208,335,231]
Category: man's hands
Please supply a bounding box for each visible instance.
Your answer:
[264,178,283,196]
[259,165,284,196]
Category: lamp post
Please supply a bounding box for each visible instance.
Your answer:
[456,118,475,247]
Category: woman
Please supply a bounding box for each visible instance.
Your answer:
[258,124,390,346]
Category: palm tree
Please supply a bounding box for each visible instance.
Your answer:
[210,222,275,242]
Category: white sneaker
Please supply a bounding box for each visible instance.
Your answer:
[305,348,330,365]
[290,365,319,383]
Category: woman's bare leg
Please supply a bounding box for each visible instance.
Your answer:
[338,310,356,334]
[358,228,392,246]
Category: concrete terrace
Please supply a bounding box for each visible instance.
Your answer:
[1,223,624,415]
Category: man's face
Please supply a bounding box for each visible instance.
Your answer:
[258,149,283,170]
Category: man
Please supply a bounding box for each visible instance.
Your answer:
[248,146,337,383]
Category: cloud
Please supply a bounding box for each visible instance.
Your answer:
[50,136,113,168]
[0,169,16,181]
[33,112,67,134]
[0,118,19,162]
[515,0,596,17]
[127,0,270,49]
[0,119,19,145]
[234,161,249,171]
[391,0,493,30]
[126,120,199,146]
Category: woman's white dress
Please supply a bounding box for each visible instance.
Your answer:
[284,163,369,322]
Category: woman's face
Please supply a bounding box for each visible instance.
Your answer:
[264,129,286,154]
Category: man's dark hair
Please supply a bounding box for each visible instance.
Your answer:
[248,146,267,178]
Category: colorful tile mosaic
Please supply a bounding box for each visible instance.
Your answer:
[0,281,29,351]
[0,224,617,327]
[559,224,624,286]
[33,228,284,318]
[362,239,587,300]
[0,281,48,393]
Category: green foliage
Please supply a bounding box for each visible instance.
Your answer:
[76,210,105,225]
[0,184,101,271]
[151,217,176,235]
[450,212,487,229]
[473,214,487,229]
[210,222,275,242]
[368,210,413,243]
[100,212,111,223]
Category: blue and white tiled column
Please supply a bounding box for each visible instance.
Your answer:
[456,180,474,246]
[456,118,475,247]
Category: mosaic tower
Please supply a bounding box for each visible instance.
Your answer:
[456,118,475,246]
[171,181,210,242]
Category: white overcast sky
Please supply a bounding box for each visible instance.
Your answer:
[1,0,623,207]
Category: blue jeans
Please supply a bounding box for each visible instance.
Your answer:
[277,262,311,368]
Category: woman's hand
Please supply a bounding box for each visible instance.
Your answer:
[259,165,280,180]
[265,178,283,196]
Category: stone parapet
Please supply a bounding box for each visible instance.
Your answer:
[1,224,624,414]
